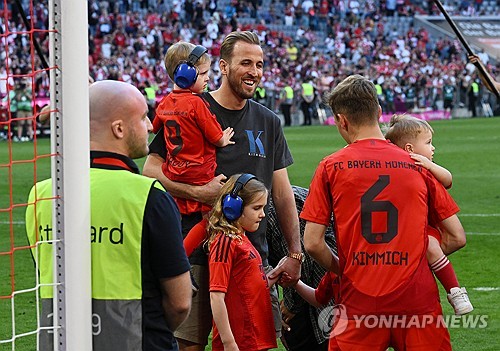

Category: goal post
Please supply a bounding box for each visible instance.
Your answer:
[49,0,92,349]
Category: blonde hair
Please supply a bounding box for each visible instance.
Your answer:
[207,174,268,245]
[384,114,434,149]
[164,42,211,81]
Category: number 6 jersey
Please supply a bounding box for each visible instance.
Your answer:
[301,139,459,316]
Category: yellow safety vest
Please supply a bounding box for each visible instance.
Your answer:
[26,169,164,349]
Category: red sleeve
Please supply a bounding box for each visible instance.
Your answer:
[193,96,223,145]
[427,225,442,244]
[152,109,163,133]
[315,272,338,306]
[300,160,332,226]
[425,171,460,226]
[183,218,208,257]
[151,98,164,134]
[209,234,235,293]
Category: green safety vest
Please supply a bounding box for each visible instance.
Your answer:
[284,86,294,99]
[287,46,298,61]
[144,86,157,101]
[471,82,479,95]
[281,86,294,104]
[302,82,314,96]
[255,86,266,99]
[375,84,383,96]
[26,168,162,349]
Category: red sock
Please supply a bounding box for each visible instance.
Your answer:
[430,255,459,293]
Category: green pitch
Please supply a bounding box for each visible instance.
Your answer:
[1,117,499,350]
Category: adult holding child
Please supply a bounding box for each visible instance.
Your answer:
[152,41,234,217]
[143,31,302,351]
[301,75,466,350]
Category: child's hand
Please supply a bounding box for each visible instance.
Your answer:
[280,300,295,332]
[266,272,281,287]
[268,256,300,287]
[220,127,235,147]
[278,272,294,287]
[409,152,433,170]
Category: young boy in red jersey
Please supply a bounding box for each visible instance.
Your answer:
[385,114,473,315]
[153,42,234,216]
[207,174,277,351]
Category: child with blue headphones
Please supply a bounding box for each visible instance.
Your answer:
[152,42,235,216]
[206,173,277,351]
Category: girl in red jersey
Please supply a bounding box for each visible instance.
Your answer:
[207,174,277,351]
[385,114,473,315]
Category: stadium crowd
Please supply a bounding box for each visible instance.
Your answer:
[0,0,499,131]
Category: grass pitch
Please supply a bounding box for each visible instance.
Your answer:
[1,117,499,350]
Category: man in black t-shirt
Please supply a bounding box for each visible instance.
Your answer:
[144,31,302,351]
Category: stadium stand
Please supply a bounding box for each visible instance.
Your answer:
[0,0,498,135]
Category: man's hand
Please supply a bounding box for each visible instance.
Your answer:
[267,256,301,287]
[196,174,227,205]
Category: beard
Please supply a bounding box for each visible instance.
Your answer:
[126,129,149,159]
[226,69,259,100]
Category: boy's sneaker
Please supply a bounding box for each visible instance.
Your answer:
[447,287,473,315]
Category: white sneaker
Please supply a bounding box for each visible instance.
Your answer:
[447,287,474,315]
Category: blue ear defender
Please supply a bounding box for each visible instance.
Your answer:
[173,45,208,89]
[222,173,257,221]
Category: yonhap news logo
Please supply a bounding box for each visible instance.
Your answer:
[318,304,349,338]
[318,304,488,338]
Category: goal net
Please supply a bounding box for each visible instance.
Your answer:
[1,0,91,349]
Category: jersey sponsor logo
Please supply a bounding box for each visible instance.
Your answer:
[157,110,188,117]
[245,130,266,158]
[351,250,409,266]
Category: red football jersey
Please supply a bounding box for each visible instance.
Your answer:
[153,91,223,214]
[301,139,459,315]
[209,233,277,351]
